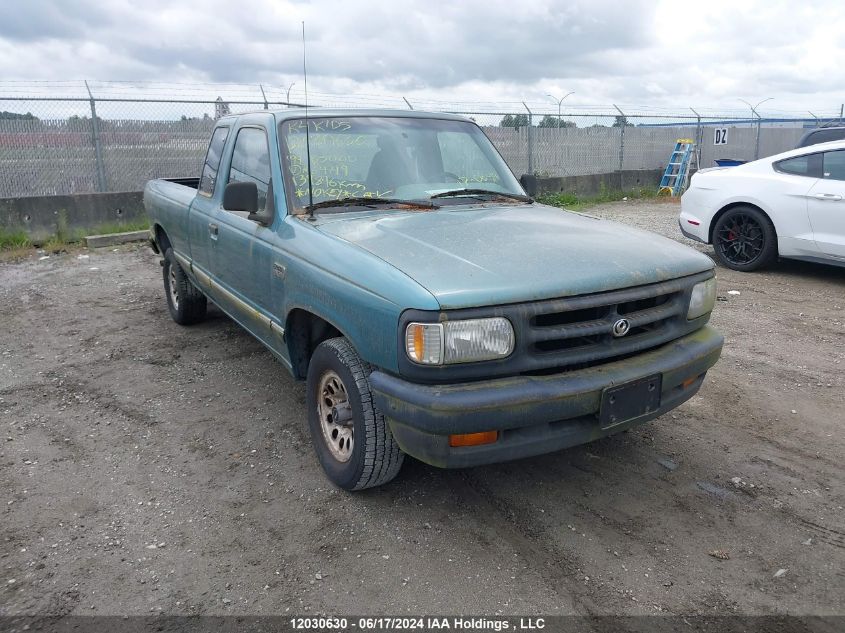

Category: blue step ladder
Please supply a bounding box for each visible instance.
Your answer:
[659,139,697,196]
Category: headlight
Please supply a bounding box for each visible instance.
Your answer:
[688,277,716,320]
[406,317,514,365]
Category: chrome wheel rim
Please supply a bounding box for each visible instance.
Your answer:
[168,265,180,310]
[317,370,353,462]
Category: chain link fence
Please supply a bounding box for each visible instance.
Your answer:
[1,82,842,198]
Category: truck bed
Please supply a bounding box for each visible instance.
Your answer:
[164,177,200,189]
[143,178,199,256]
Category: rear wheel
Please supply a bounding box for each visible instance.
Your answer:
[163,248,207,325]
[306,337,404,490]
[712,206,777,272]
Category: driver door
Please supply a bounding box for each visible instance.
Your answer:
[212,124,279,344]
[806,149,845,259]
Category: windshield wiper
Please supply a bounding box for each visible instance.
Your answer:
[305,197,437,212]
[429,188,533,202]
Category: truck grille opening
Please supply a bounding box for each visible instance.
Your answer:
[520,349,646,377]
[532,306,610,327]
[617,294,672,315]
[534,334,603,353]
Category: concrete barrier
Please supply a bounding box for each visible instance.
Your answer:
[535,169,664,196]
[0,191,147,242]
[1,170,662,242]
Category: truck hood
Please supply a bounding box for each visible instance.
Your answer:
[314,204,714,309]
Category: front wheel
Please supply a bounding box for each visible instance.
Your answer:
[306,337,404,490]
[711,206,777,272]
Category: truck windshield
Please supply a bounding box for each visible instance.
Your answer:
[279,116,525,214]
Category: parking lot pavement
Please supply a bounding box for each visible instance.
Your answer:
[1,200,843,617]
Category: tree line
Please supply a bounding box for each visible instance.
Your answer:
[499,114,630,128]
[0,111,37,120]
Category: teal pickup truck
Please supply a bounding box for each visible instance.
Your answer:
[144,109,723,490]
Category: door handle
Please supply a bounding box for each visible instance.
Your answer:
[814,193,843,201]
[208,223,219,238]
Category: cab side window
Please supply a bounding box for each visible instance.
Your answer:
[198,126,229,196]
[227,127,271,214]
[822,150,845,181]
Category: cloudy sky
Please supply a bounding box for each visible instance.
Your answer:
[0,0,843,115]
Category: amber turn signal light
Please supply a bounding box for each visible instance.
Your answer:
[681,375,699,389]
[449,431,499,447]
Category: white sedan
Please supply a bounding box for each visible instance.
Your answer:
[680,140,845,271]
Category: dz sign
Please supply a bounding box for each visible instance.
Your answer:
[714,128,729,145]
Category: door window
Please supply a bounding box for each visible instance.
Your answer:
[227,127,272,214]
[822,150,845,181]
[198,126,230,196]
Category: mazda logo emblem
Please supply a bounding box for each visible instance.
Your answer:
[612,318,631,337]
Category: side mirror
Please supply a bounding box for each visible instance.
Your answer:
[223,181,259,214]
[519,174,538,198]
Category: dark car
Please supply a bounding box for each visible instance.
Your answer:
[797,126,845,148]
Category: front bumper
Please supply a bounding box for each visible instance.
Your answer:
[370,326,723,468]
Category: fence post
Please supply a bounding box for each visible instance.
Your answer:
[613,104,625,171]
[85,80,107,193]
[523,102,533,175]
[754,114,761,160]
[690,107,702,169]
[259,84,269,110]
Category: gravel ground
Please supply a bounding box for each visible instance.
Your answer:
[0,200,843,618]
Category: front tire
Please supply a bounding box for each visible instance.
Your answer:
[306,337,404,490]
[712,206,777,272]
[163,248,207,325]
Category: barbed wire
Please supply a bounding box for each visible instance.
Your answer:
[1,80,843,121]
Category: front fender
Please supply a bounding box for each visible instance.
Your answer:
[279,218,440,373]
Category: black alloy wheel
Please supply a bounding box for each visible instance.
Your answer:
[712,206,777,272]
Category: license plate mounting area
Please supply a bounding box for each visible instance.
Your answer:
[599,374,662,429]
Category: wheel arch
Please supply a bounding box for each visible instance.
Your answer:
[153,223,172,254]
[285,308,346,380]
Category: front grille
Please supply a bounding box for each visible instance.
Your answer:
[524,286,685,370]
[397,271,713,384]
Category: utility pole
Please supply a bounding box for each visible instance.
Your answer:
[738,97,772,160]
[546,92,573,177]
[546,91,574,128]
